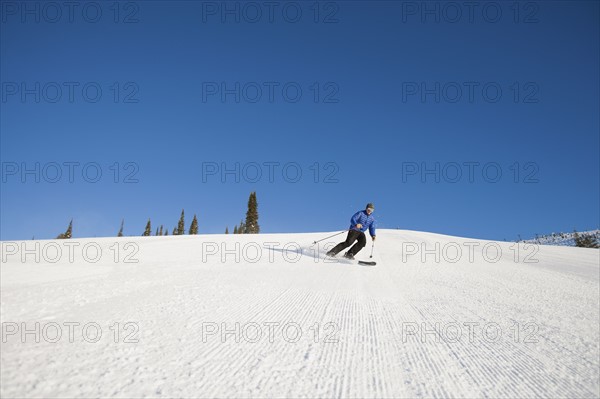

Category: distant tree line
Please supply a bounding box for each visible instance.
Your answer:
[516,229,599,248]
[140,209,199,237]
[54,192,260,239]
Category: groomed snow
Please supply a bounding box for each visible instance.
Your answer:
[1,230,599,398]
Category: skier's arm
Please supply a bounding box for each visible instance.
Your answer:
[369,222,376,238]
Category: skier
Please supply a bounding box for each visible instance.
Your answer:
[327,203,376,260]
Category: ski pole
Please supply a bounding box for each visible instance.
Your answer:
[312,230,347,244]
[369,241,375,258]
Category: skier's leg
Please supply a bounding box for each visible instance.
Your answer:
[328,230,360,255]
[348,232,367,256]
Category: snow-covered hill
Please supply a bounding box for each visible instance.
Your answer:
[1,230,599,398]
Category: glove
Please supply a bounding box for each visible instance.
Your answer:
[371,236,376,241]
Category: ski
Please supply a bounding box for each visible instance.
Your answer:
[323,252,376,266]
[358,260,376,266]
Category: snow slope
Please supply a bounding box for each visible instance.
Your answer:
[1,230,599,398]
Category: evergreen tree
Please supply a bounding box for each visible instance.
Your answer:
[573,230,580,244]
[155,227,159,236]
[574,230,600,248]
[57,219,73,239]
[65,219,73,238]
[225,227,229,234]
[189,214,199,235]
[165,229,169,236]
[143,219,152,236]
[172,227,177,235]
[233,225,238,234]
[117,219,124,237]
[176,209,185,235]
[159,225,164,236]
[239,219,246,234]
[245,191,259,234]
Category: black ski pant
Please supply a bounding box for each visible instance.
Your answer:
[330,230,366,256]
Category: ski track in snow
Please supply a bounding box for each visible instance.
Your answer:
[1,230,599,398]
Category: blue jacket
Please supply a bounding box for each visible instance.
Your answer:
[350,210,376,237]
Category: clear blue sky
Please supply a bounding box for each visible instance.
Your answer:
[1,1,598,241]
